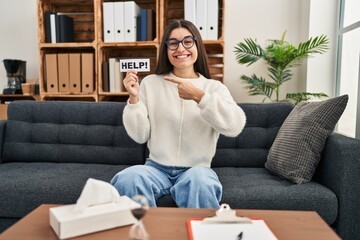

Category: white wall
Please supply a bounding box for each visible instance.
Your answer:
[306,0,338,97]
[224,0,337,102]
[0,0,38,89]
[0,0,336,103]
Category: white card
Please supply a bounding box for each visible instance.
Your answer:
[119,59,150,72]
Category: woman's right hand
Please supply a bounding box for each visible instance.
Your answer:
[123,70,139,104]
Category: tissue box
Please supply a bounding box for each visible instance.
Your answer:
[50,196,137,239]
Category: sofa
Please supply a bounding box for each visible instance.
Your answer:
[0,100,359,239]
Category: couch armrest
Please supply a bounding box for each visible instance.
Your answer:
[0,120,6,163]
[316,132,360,240]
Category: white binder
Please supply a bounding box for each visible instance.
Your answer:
[103,2,115,42]
[114,59,123,92]
[184,0,196,25]
[114,2,125,42]
[124,1,141,42]
[50,13,57,43]
[196,0,207,40]
[109,58,116,92]
[207,0,218,40]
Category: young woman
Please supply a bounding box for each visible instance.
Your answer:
[111,19,246,208]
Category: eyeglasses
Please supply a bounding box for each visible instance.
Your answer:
[165,36,196,51]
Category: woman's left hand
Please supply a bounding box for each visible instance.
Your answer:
[164,76,205,103]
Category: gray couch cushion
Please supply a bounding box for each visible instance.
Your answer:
[0,162,130,218]
[157,167,338,225]
[213,102,294,167]
[2,101,145,165]
[215,167,338,225]
[265,95,348,184]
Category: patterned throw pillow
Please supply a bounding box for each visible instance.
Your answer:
[265,95,348,184]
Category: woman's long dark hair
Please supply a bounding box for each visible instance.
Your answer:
[155,19,211,79]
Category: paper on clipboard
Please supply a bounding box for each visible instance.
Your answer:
[187,218,278,240]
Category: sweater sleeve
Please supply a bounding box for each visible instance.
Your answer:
[197,83,246,137]
[122,84,151,144]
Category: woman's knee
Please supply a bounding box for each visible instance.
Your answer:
[185,167,220,185]
[111,165,149,188]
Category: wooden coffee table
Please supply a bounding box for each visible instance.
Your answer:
[0,204,340,240]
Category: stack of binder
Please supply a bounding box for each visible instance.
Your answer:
[45,12,74,43]
[102,58,125,93]
[103,1,155,42]
[45,53,94,94]
[184,0,219,40]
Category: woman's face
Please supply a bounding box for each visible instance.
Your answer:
[167,27,198,73]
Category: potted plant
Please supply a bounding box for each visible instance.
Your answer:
[234,32,329,104]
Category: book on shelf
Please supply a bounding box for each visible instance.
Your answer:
[196,0,207,39]
[102,61,109,92]
[109,58,116,92]
[69,53,81,93]
[57,53,70,93]
[103,1,154,43]
[103,2,115,42]
[81,53,94,94]
[108,58,125,93]
[124,1,141,42]
[184,0,196,25]
[45,53,59,92]
[138,8,156,41]
[114,1,125,42]
[44,11,74,43]
[207,0,219,40]
[58,15,74,42]
[45,12,52,43]
[184,0,219,40]
[146,9,156,41]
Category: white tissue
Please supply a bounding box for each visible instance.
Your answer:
[73,178,120,213]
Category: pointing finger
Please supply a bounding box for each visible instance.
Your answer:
[164,76,183,85]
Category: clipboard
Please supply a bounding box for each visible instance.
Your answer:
[187,204,278,240]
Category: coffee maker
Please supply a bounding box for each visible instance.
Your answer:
[3,59,26,94]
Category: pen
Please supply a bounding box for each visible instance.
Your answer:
[237,231,243,240]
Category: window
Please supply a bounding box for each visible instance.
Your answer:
[336,0,360,138]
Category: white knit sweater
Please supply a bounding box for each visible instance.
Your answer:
[123,73,246,167]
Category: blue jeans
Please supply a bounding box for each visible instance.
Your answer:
[111,160,222,208]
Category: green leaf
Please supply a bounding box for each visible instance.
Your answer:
[241,74,276,101]
[285,92,328,105]
[234,38,264,66]
[235,31,329,104]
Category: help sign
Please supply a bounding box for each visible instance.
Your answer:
[119,59,150,72]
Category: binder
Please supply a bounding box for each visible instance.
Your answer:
[184,0,196,25]
[196,0,207,40]
[50,13,57,43]
[45,54,58,93]
[55,14,61,43]
[124,1,141,42]
[57,53,70,93]
[109,58,116,92]
[207,0,219,40]
[146,9,156,41]
[69,53,81,93]
[58,15,74,42]
[114,60,123,92]
[103,2,115,42]
[102,61,109,92]
[140,8,147,41]
[114,2,125,42]
[45,12,52,43]
[81,53,94,93]
[136,15,142,42]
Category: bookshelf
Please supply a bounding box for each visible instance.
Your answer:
[37,0,224,102]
